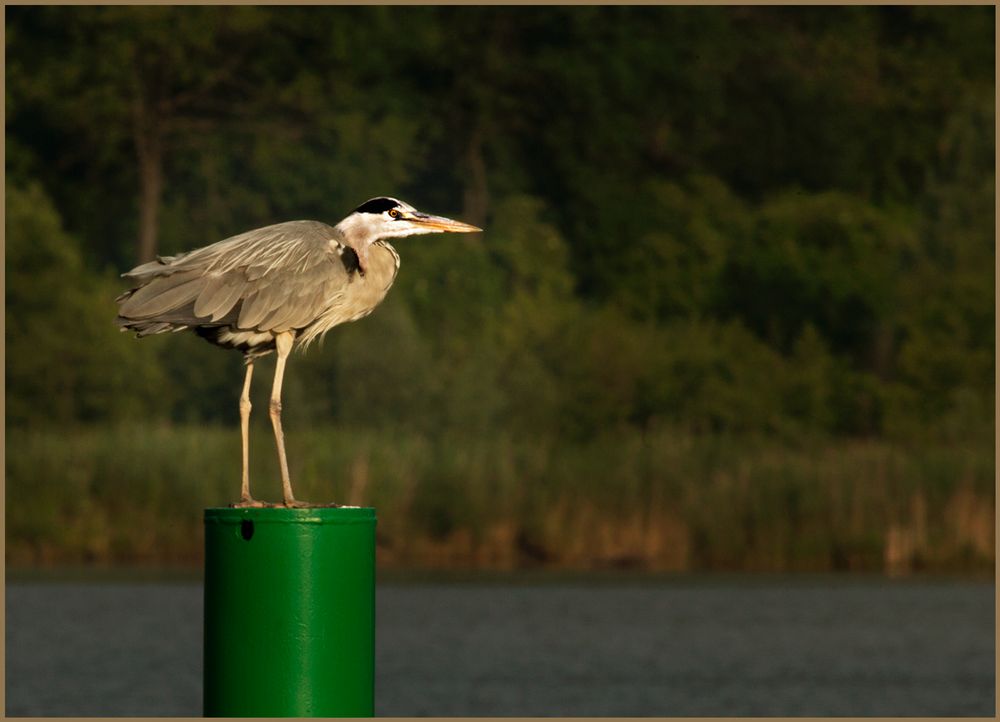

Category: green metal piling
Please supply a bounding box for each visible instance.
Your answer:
[203,507,376,717]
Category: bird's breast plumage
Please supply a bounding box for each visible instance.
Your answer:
[294,239,400,346]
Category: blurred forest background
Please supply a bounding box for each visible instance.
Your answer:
[5,6,995,573]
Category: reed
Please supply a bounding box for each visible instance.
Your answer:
[6,424,993,573]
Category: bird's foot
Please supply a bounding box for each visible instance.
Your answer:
[280,499,344,509]
[230,497,344,509]
[231,497,269,508]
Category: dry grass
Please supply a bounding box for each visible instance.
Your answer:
[5,424,994,574]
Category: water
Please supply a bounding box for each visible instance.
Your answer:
[5,576,994,716]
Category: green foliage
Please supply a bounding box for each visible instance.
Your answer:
[722,191,917,359]
[621,175,751,321]
[5,184,165,425]
[4,7,994,452]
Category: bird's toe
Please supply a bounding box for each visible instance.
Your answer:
[231,498,269,508]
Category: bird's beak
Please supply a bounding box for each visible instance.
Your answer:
[407,212,482,233]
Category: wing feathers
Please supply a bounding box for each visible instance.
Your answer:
[119,275,205,318]
[117,221,372,344]
[238,282,293,328]
[193,275,248,321]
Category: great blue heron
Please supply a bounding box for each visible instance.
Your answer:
[116,197,481,507]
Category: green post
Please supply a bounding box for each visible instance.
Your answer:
[203,507,376,717]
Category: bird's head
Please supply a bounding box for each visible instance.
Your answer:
[336,197,482,245]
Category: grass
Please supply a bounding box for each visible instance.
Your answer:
[5,423,994,574]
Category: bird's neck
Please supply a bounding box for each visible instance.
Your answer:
[333,216,378,255]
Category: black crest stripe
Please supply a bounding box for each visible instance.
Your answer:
[353,197,400,214]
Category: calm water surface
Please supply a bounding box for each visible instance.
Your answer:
[5,575,994,716]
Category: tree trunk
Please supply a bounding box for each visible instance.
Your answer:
[462,128,490,230]
[871,320,895,381]
[132,96,164,263]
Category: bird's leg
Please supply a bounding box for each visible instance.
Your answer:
[239,361,257,504]
[269,332,304,507]
[232,361,265,508]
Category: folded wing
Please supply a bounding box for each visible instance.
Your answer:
[116,220,353,337]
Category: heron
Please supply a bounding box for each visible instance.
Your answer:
[116,197,481,508]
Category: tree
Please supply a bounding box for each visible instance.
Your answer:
[7,6,271,262]
[5,183,165,425]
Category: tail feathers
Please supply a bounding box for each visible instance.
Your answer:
[117,252,247,337]
[117,294,242,337]
[116,317,188,337]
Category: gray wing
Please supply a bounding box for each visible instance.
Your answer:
[117,220,357,334]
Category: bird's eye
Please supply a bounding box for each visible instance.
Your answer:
[388,209,400,219]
